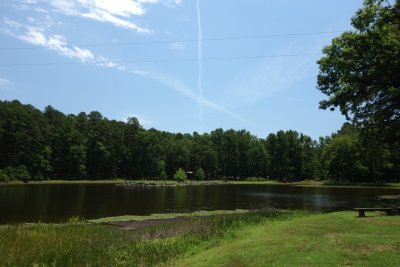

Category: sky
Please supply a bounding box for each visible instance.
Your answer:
[0,0,365,140]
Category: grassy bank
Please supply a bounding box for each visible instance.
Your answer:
[0,210,302,266]
[179,212,400,266]
[176,211,400,266]
[0,210,399,266]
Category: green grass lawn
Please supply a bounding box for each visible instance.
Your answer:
[176,211,400,267]
[0,211,399,266]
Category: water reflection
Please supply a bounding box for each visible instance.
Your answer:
[0,184,398,224]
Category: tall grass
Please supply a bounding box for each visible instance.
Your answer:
[0,210,309,266]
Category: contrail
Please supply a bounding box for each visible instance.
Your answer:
[2,17,253,126]
[196,0,203,133]
[152,72,253,126]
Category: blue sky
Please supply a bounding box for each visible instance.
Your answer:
[0,0,364,139]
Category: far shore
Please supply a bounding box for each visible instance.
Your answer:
[1,178,399,189]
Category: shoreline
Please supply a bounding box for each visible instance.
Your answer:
[1,179,399,189]
[0,210,398,266]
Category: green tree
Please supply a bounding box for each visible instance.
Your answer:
[317,0,400,130]
[265,130,319,181]
[247,139,270,178]
[317,0,400,181]
[189,132,218,177]
[165,134,190,177]
[158,160,168,179]
[195,167,205,180]
[174,168,187,182]
[85,112,114,179]
[322,123,368,182]
[45,111,87,179]
[0,100,51,180]
[210,128,225,178]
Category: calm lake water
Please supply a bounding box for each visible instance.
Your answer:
[0,183,398,224]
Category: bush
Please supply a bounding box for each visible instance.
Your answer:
[195,167,205,180]
[2,165,31,182]
[160,170,168,180]
[0,169,9,182]
[174,168,187,182]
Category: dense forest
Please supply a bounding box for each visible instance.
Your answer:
[0,100,398,183]
[0,0,399,183]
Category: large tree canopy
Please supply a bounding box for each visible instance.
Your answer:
[317,0,400,133]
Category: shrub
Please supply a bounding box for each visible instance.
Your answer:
[160,170,168,180]
[195,167,205,180]
[0,169,9,182]
[2,165,31,182]
[173,168,187,182]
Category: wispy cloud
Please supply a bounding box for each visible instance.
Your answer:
[224,55,314,108]
[2,18,94,62]
[0,1,250,125]
[1,20,250,125]
[48,0,154,33]
[1,18,151,76]
[12,0,183,33]
[152,72,252,125]
[164,0,183,7]
[0,78,13,88]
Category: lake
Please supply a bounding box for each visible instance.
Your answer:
[0,183,398,224]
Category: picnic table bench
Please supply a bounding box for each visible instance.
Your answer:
[353,207,400,217]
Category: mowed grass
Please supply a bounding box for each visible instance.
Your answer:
[0,211,399,266]
[176,211,400,267]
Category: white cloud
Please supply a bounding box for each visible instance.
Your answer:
[0,78,13,88]
[10,0,183,33]
[1,18,149,75]
[79,8,151,33]
[122,113,157,125]
[163,0,182,7]
[49,0,152,33]
[19,28,95,62]
[94,56,149,76]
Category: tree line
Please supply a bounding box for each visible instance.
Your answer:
[0,100,398,183]
[0,1,398,183]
